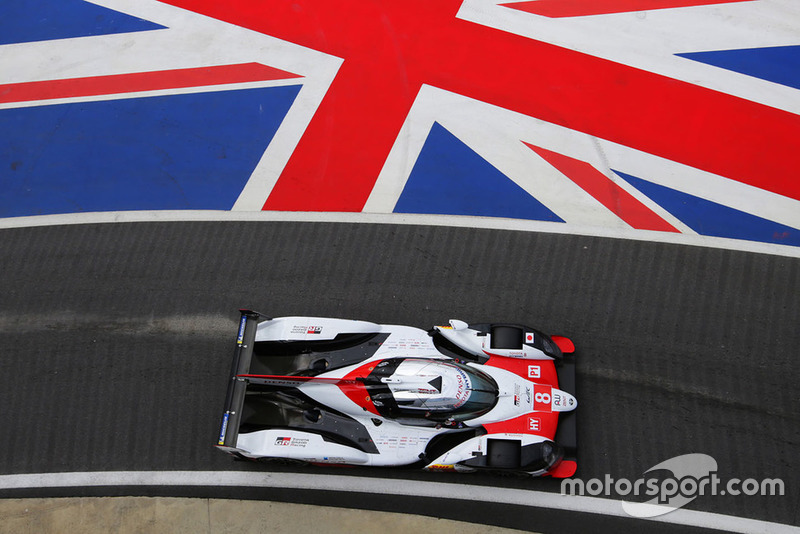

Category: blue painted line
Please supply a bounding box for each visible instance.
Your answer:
[394,122,563,222]
[615,170,800,247]
[0,85,301,217]
[0,0,165,46]
[677,45,800,90]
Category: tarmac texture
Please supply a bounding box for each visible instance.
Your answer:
[0,497,529,534]
[0,221,797,532]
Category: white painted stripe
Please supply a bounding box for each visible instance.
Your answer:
[0,471,795,534]
[1,210,798,259]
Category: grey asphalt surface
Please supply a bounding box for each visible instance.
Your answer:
[0,221,797,532]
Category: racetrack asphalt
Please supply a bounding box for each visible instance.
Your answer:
[0,220,797,532]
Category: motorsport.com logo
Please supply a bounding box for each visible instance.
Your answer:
[561,454,785,517]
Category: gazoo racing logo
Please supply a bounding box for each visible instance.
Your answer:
[561,453,785,517]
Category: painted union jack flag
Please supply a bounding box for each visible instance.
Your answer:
[1,0,799,251]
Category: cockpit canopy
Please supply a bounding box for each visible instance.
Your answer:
[368,358,498,422]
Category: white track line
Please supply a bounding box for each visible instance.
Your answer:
[0,471,795,534]
[1,210,798,259]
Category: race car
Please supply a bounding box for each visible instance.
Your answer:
[216,310,577,477]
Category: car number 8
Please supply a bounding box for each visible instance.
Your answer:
[534,392,550,404]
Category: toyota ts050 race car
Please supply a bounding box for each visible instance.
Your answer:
[216,310,577,477]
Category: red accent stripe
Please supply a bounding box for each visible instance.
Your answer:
[0,63,301,104]
[340,361,381,415]
[502,0,753,18]
[527,144,680,232]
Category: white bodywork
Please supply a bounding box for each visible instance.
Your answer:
[435,319,556,360]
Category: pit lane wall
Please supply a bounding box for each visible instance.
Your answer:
[2,0,800,254]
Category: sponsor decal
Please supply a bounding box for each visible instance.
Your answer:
[525,386,532,405]
[427,464,456,471]
[528,416,541,431]
[514,383,521,406]
[218,412,230,445]
[236,316,247,345]
[288,325,322,336]
[553,391,575,409]
[453,368,471,408]
[525,333,534,344]
[275,436,291,446]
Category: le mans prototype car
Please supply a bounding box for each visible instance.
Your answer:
[217,310,577,477]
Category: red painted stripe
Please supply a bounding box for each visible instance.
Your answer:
[160,1,800,211]
[0,63,301,104]
[502,0,753,18]
[527,144,680,232]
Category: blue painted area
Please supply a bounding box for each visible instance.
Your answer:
[0,0,165,45]
[0,85,301,217]
[615,170,800,247]
[395,122,563,222]
[677,45,800,90]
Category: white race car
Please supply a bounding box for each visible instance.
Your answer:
[217,310,577,477]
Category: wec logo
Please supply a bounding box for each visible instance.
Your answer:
[561,453,785,517]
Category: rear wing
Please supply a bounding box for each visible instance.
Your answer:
[216,309,263,450]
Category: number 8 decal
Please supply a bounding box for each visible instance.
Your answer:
[533,384,552,412]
